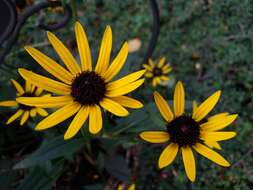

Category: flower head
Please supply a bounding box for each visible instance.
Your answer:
[0,79,48,125]
[140,81,238,182]
[143,57,172,87]
[17,22,144,139]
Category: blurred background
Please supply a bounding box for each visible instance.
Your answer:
[0,0,252,189]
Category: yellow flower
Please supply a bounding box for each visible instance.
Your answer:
[17,22,144,140]
[0,79,48,126]
[118,183,135,190]
[139,81,238,182]
[143,57,172,87]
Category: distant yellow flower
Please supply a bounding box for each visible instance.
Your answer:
[17,22,144,140]
[143,57,172,87]
[0,80,48,126]
[118,183,135,190]
[140,81,238,182]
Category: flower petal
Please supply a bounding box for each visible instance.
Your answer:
[36,108,48,116]
[74,22,92,71]
[158,143,178,169]
[154,91,174,122]
[204,141,222,150]
[25,46,73,84]
[64,106,89,139]
[106,70,145,91]
[95,26,112,74]
[157,57,166,68]
[20,111,29,125]
[18,69,71,95]
[0,100,18,107]
[129,184,135,190]
[200,114,238,131]
[200,131,236,141]
[182,147,196,182]
[47,31,81,75]
[193,143,230,167]
[139,131,170,143]
[11,79,24,95]
[6,109,24,124]
[89,105,102,134]
[173,81,185,117]
[208,112,229,121]
[192,91,221,122]
[110,96,143,109]
[192,100,197,114]
[100,98,129,116]
[103,42,128,82]
[30,108,37,117]
[35,102,81,130]
[16,96,73,108]
[106,79,144,97]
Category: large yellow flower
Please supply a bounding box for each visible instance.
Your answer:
[140,81,238,182]
[17,22,144,140]
[0,79,48,125]
[143,57,172,87]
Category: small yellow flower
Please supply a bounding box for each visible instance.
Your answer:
[0,79,48,126]
[143,57,172,87]
[17,22,144,140]
[118,183,135,190]
[140,81,238,182]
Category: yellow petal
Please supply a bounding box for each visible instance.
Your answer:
[47,31,81,75]
[160,76,170,81]
[64,106,89,139]
[118,184,123,190]
[192,100,198,114]
[95,26,112,74]
[152,78,157,87]
[6,109,24,124]
[36,108,48,116]
[20,111,29,125]
[193,143,230,167]
[148,58,155,67]
[143,64,153,71]
[18,69,71,95]
[208,112,229,121]
[204,141,222,150]
[100,98,129,116]
[103,42,128,82]
[139,131,170,143]
[16,96,73,108]
[200,131,236,141]
[74,22,92,71]
[35,102,81,130]
[157,57,166,68]
[106,79,144,97]
[200,114,238,131]
[129,184,136,190]
[162,65,172,73]
[158,143,178,168]
[154,91,174,122]
[25,80,32,92]
[25,46,73,84]
[0,100,18,107]
[182,147,196,182]
[106,70,145,91]
[110,96,143,109]
[192,91,221,122]
[30,108,37,117]
[35,87,43,96]
[144,72,153,78]
[11,79,24,95]
[173,81,185,117]
[89,105,102,134]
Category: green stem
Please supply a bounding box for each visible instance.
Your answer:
[70,0,78,21]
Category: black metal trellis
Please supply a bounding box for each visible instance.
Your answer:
[143,0,160,64]
[0,0,160,65]
[0,0,72,64]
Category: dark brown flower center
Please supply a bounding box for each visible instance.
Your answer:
[153,67,162,76]
[71,71,106,105]
[167,115,200,147]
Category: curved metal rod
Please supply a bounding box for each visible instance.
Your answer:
[143,0,160,64]
[0,0,71,64]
